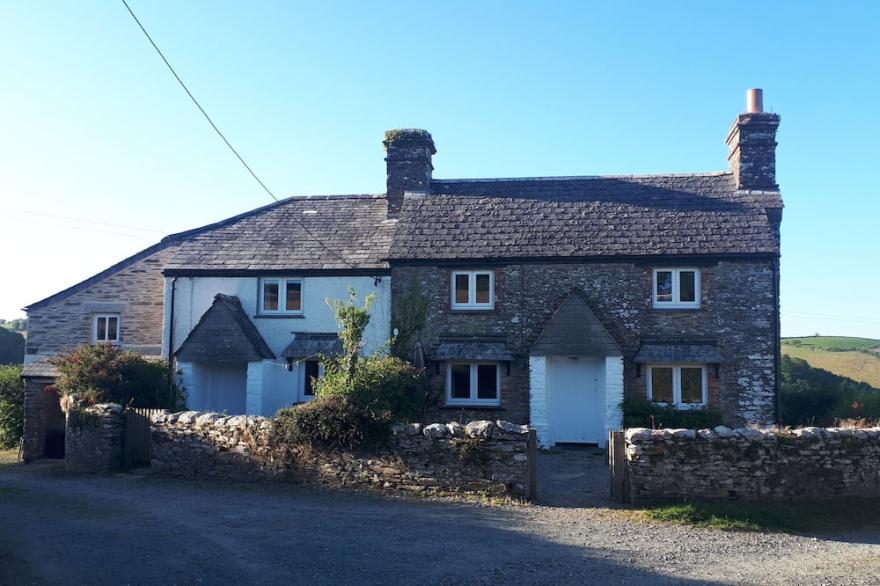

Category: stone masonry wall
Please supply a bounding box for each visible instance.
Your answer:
[65,403,125,473]
[150,411,535,498]
[26,244,178,359]
[392,260,777,427]
[624,426,880,503]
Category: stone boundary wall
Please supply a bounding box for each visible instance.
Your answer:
[65,403,125,473]
[150,411,536,498]
[624,426,880,502]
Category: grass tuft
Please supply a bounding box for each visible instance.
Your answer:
[641,498,880,533]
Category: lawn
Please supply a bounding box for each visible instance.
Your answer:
[641,498,880,533]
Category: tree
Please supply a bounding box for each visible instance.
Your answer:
[0,364,24,448]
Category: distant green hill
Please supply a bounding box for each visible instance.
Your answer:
[0,329,24,365]
[782,336,880,389]
[781,354,880,426]
[782,336,880,351]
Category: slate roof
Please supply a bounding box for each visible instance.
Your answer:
[21,357,59,379]
[432,337,515,361]
[634,343,725,364]
[530,291,621,356]
[391,173,782,260]
[281,333,343,360]
[176,294,274,363]
[165,195,394,273]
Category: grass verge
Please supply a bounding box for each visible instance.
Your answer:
[640,498,880,533]
[0,449,19,470]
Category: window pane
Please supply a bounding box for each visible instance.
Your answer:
[450,364,470,399]
[304,360,320,396]
[475,273,491,304]
[96,317,107,341]
[655,271,673,302]
[285,281,302,311]
[454,274,469,304]
[679,271,696,303]
[263,281,279,311]
[680,368,704,403]
[476,364,498,400]
[651,367,674,402]
[107,317,118,341]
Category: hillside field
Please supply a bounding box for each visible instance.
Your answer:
[781,336,880,389]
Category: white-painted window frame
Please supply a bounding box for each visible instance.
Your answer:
[259,278,304,315]
[445,361,501,406]
[92,314,120,344]
[450,270,495,310]
[647,364,708,409]
[652,268,701,309]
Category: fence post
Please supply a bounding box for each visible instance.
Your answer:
[609,430,627,503]
[527,429,538,501]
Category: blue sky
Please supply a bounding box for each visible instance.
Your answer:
[1,1,878,337]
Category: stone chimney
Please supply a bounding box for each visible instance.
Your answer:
[726,89,780,190]
[384,129,435,215]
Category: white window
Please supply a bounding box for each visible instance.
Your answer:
[653,268,700,309]
[451,271,494,309]
[445,362,501,406]
[93,314,120,344]
[259,278,303,314]
[647,365,707,408]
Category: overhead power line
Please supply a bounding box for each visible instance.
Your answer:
[119,0,367,273]
[0,207,165,234]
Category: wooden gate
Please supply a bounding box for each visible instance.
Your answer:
[608,430,630,503]
[124,408,161,469]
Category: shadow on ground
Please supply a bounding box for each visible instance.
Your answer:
[0,463,699,585]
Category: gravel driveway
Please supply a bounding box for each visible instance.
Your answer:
[1,450,878,585]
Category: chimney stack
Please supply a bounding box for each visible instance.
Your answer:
[384,129,435,215]
[726,88,780,190]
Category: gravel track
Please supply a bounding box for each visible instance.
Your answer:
[0,451,878,585]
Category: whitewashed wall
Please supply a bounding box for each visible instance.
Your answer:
[164,275,391,417]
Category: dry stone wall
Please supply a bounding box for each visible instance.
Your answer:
[624,426,880,502]
[65,403,125,473]
[150,411,535,498]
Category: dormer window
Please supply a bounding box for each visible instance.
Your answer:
[93,314,120,344]
[451,271,494,310]
[653,268,700,309]
[260,278,303,315]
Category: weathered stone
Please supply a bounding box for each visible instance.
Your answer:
[713,426,735,438]
[496,420,528,435]
[626,428,652,442]
[422,423,448,438]
[465,420,494,439]
[446,421,465,437]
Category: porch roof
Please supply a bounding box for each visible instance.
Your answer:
[633,343,725,364]
[175,294,275,363]
[530,290,621,356]
[21,357,59,379]
[281,333,343,360]
[432,339,514,362]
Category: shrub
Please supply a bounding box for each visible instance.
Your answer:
[622,397,723,429]
[0,364,24,448]
[51,344,183,409]
[273,395,389,451]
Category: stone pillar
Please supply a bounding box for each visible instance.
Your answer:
[528,356,550,448]
[604,355,624,445]
[64,403,125,473]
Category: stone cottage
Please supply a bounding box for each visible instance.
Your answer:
[388,89,782,447]
[21,89,781,455]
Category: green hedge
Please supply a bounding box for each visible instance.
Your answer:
[0,364,24,448]
[622,397,723,430]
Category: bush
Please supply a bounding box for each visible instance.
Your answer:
[315,354,422,422]
[273,395,389,451]
[622,397,723,429]
[780,354,880,426]
[0,364,24,448]
[51,344,183,409]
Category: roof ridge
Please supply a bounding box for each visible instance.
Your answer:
[433,172,732,183]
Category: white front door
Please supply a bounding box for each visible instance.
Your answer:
[546,356,605,444]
